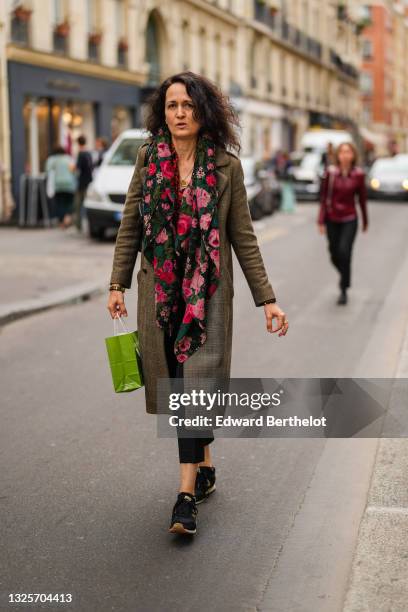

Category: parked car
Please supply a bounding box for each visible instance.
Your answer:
[290,151,324,201]
[85,128,150,239]
[367,154,408,200]
[240,156,278,220]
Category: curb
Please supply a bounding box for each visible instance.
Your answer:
[342,318,408,611]
[0,280,107,327]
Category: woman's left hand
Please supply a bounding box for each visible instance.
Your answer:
[264,303,289,337]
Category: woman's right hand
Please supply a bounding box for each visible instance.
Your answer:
[318,223,326,235]
[107,290,128,319]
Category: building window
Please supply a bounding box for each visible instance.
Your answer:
[115,0,128,68]
[362,39,373,60]
[214,33,221,84]
[360,71,373,94]
[362,103,371,124]
[10,2,31,45]
[199,27,207,76]
[146,13,161,85]
[52,0,69,55]
[86,0,102,62]
[181,20,190,71]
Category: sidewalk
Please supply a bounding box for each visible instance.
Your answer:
[342,322,408,612]
[0,224,114,326]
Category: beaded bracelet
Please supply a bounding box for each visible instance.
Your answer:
[109,283,126,292]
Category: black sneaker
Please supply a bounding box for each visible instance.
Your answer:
[168,492,197,534]
[194,466,216,504]
[337,290,348,305]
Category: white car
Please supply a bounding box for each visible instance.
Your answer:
[85,128,150,239]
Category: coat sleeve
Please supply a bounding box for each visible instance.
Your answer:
[226,157,277,306]
[109,144,147,288]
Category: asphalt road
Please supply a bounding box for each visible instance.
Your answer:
[1,200,408,612]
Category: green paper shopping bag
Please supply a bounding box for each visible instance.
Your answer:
[105,316,144,392]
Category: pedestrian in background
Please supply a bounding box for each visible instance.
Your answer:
[321,142,336,168]
[45,146,76,229]
[107,71,289,536]
[276,151,296,213]
[318,142,369,305]
[74,135,93,230]
[93,137,110,168]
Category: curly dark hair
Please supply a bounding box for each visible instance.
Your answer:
[144,71,241,154]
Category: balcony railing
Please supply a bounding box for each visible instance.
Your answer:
[253,2,323,61]
[330,49,359,80]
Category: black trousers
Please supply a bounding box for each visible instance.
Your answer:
[325,218,358,291]
[163,328,214,464]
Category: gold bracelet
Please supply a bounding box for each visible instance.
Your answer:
[109,283,126,292]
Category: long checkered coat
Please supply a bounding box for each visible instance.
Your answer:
[109,140,276,414]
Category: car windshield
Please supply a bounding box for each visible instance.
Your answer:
[299,153,321,170]
[107,139,146,166]
[371,158,408,177]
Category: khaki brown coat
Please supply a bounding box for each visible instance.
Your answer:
[110,141,276,414]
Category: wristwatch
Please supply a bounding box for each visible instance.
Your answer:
[257,298,276,307]
[109,283,126,292]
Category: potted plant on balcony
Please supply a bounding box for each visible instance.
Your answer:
[13,4,32,22]
[55,19,70,37]
[88,30,103,45]
[118,37,128,52]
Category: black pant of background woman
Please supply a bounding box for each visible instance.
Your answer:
[325,218,358,301]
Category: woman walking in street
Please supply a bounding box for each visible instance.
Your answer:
[318,142,369,305]
[107,71,288,536]
[45,146,76,229]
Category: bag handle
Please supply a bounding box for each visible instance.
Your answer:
[113,315,130,335]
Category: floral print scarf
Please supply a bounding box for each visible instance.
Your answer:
[141,125,220,363]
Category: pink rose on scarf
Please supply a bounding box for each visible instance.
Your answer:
[192,298,205,320]
[161,187,174,202]
[163,259,173,272]
[144,194,151,203]
[155,283,168,303]
[147,179,153,187]
[200,212,211,230]
[208,283,217,297]
[158,142,171,158]
[160,160,174,179]
[207,162,214,170]
[156,227,168,243]
[207,148,214,156]
[176,353,188,363]
[208,228,219,248]
[184,187,195,207]
[191,268,205,295]
[196,187,211,209]
[157,267,176,284]
[210,249,220,271]
[206,174,216,187]
[183,303,194,323]
[148,162,157,176]
[177,213,192,236]
[178,336,192,352]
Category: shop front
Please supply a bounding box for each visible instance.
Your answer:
[8,61,141,211]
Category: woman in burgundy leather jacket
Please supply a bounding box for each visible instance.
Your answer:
[317,142,369,305]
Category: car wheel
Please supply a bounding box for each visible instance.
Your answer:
[88,224,105,240]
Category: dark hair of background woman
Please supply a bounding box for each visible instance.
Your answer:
[144,71,242,155]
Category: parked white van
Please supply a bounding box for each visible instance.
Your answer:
[300,129,354,153]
